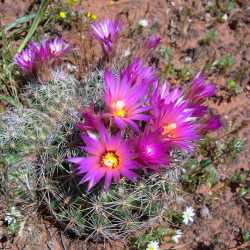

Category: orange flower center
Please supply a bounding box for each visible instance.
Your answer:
[112,100,126,118]
[163,123,177,138]
[101,151,119,169]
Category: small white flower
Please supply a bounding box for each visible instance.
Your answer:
[222,14,228,21]
[182,206,195,225]
[4,215,14,225]
[146,240,160,250]
[172,229,183,244]
[138,19,148,27]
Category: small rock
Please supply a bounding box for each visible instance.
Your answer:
[123,48,131,57]
[176,196,185,205]
[205,13,211,22]
[200,206,212,219]
[184,56,192,63]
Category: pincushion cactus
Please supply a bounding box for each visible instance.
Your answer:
[36,65,219,242]
[4,14,222,246]
[1,63,219,243]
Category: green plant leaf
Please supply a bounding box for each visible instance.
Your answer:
[0,95,20,108]
[18,0,48,52]
[5,14,36,32]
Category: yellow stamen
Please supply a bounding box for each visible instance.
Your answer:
[112,100,127,118]
[102,152,119,169]
[163,123,177,138]
[115,108,126,118]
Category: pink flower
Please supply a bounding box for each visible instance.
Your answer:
[200,115,222,132]
[14,37,71,74]
[152,102,199,152]
[104,69,150,131]
[186,72,216,105]
[151,83,199,151]
[37,39,51,62]
[151,81,185,109]
[121,58,158,87]
[68,125,138,190]
[47,37,71,58]
[77,108,102,133]
[133,130,170,169]
[91,19,122,54]
[35,38,71,61]
[144,35,161,50]
[14,45,37,73]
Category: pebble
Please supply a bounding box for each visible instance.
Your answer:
[200,206,212,219]
[184,56,192,63]
[176,196,185,205]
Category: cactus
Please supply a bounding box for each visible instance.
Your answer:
[38,118,182,241]
[0,70,81,229]
[0,66,183,243]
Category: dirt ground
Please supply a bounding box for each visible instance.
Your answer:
[1,0,250,249]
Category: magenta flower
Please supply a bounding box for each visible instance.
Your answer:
[68,125,138,190]
[152,102,199,152]
[47,37,71,58]
[186,72,216,104]
[14,46,37,73]
[189,104,208,117]
[121,58,158,87]
[36,39,51,62]
[104,69,150,131]
[14,37,71,75]
[28,41,40,54]
[200,115,222,132]
[133,130,170,169]
[150,79,220,151]
[77,108,102,134]
[32,38,70,62]
[151,81,184,109]
[144,35,161,50]
[90,19,122,54]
